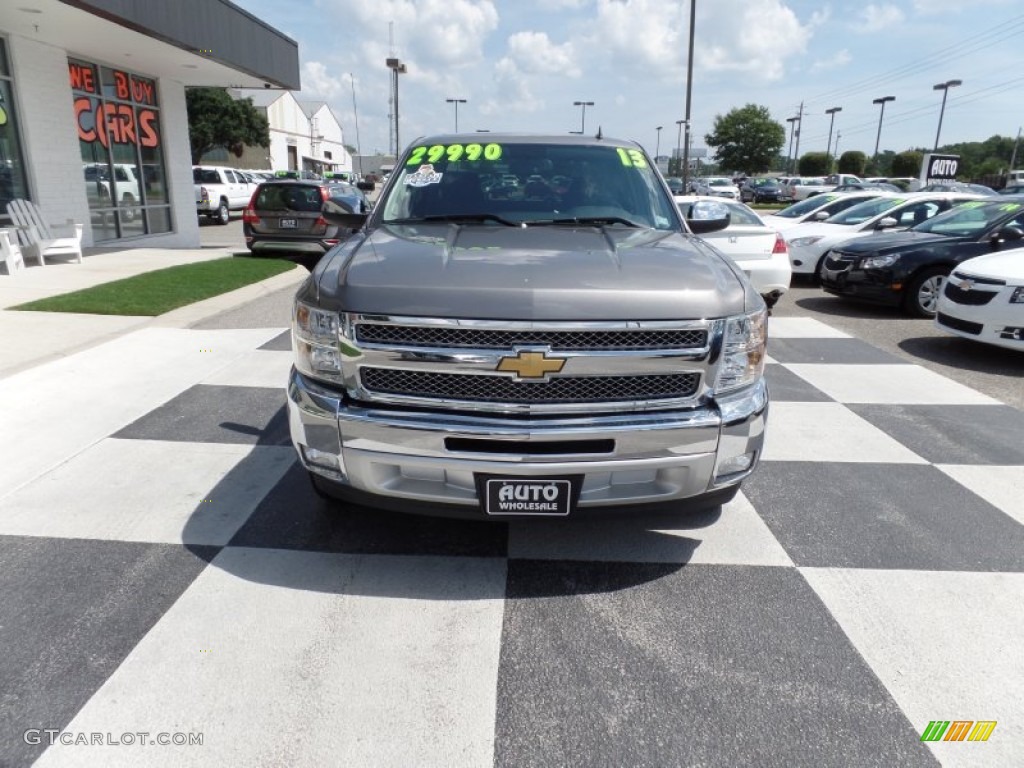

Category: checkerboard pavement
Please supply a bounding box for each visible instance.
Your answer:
[1,316,1021,767]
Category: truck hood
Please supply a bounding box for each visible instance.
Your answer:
[315,223,749,320]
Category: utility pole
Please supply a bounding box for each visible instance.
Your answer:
[785,116,798,174]
[681,0,696,193]
[350,74,363,177]
[793,101,804,173]
[1010,126,1022,170]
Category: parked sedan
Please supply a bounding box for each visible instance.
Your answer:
[935,249,1024,351]
[694,177,741,200]
[675,195,791,307]
[761,191,886,232]
[740,178,787,204]
[819,197,1024,317]
[785,192,984,277]
[243,180,370,264]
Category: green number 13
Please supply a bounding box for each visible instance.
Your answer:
[616,148,648,168]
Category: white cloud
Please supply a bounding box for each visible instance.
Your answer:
[810,49,852,72]
[301,61,344,101]
[506,31,581,76]
[856,4,905,31]
[479,58,544,115]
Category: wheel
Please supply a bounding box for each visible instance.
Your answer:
[903,267,948,318]
[215,199,230,225]
[121,194,136,222]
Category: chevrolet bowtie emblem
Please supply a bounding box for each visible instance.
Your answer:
[496,350,566,379]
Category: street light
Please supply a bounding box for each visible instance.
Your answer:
[933,79,962,151]
[385,57,407,154]
[573,100,594,134]
[681,0,696,193]
[872,96,895,166]
[445,98,467,133]
[655,125,663,163]
[785,116,799,174]
[825,106,842,169]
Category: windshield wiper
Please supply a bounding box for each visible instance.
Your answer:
[538,216,643,228]
[385,213,519,227]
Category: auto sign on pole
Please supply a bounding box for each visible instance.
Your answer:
[919,153,960,187]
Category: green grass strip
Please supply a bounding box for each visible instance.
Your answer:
[12,256,295,316]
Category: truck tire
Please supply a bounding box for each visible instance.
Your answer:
[903,267,948,318]
[215,199,230,225]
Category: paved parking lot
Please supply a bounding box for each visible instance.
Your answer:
[2,245,1021,764]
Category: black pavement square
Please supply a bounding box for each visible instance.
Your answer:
[495,561,937,768]
[229,461,508,557]
[258,330,292,351]
[765,363,833,402]
[766,337,904,365]
[741,462,1024,571]
[0,537,216,768]
[847,403,1024,465]
[114,385,290,446]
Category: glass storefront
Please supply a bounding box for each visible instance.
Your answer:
[0,38,30,222]
[69,58,171,241]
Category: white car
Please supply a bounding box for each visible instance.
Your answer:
[762,191,886,232]
[676,195,791,307]
[935,251,1024,352]
[694,177,741,200]
[785,192,984,277]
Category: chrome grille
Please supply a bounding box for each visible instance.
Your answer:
[824,252,856,271]
[356,324,707,350]
[361,368,700,404]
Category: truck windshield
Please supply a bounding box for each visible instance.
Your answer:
[380,141,677,230]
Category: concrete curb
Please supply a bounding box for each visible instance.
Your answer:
[0,264,306,379]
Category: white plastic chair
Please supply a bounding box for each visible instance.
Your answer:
[0,228,25,275]
[6,199,83,266]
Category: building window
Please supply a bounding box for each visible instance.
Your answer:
[0,38,30,221]
[324,151,332,160]
[69,58,171,241]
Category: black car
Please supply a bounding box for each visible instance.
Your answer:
[243,180,370,266]
[819,197,1024,317]
[740,178,786,203]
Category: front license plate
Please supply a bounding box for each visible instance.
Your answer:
[484,478,573,516]
[279,218,297,228]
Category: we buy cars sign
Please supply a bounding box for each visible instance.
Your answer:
[919,153,960,185]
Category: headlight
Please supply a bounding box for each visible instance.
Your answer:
[293,302,344,382]
[715,308,767,394]
[1011,287,1024,304]
[861,254,899,270]
[789,236,822,247]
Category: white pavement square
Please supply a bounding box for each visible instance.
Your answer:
[801,568,1024,768]
[760,402,928,464]
[783,364,1002,405]
[767,317,851,338]
[0,439,294,545]
[935,465,1024,527]
[201,348,292,389]
[34,550,507,768]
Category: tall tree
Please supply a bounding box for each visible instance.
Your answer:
[892,151,922,178]
[704,104,785,174]
[186,87,270,164]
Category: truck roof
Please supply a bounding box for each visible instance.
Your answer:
[406,132,640,149]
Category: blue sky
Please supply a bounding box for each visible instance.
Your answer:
[232,0,1024,165]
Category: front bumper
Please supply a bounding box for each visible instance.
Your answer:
[819,263,904,306]
[935,292,1024,352]
[287,368,768,516]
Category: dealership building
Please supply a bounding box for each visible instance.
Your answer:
[0,0,299,248]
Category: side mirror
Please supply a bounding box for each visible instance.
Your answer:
[322,199,369,229]
[356,180,375,192]
[813,210,830,221]
[995,225,1024,242]
[876,216,898,229]
[687,214,731,234]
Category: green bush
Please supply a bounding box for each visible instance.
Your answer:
[838,151,866,175]
[798,152,830,176]
[892,151,922,178]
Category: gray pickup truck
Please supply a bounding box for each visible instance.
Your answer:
[287,134,768,518]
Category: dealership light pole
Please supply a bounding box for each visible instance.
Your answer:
[825,106,842,170]
[872,96,895,166]
[573,100,594,134]
[386,56,407,155]
[655,125,663,162]
[681,0,696,192]
[933,79,961,151]
[350,74,363,177]
[446,98,467,133]
[786,116,799,173]
[675,119,685,177]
